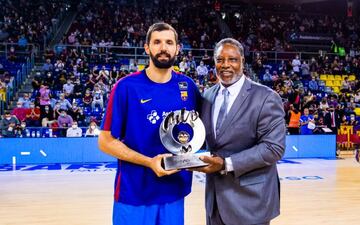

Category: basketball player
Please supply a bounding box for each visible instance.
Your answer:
[98,22,201,225]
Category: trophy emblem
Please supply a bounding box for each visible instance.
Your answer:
[159,108,209,170]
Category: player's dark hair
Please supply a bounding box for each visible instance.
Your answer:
[146,22,178,44]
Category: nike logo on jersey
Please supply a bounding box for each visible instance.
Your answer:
[140,98,152,104]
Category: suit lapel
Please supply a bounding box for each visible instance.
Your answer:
[216,78,252,140]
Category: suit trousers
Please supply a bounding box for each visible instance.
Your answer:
[207,193,270,225]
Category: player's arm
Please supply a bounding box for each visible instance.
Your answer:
[98,130,178,177]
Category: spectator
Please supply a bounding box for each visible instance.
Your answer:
[262,69,272,87]
[52,102,62,120]
[85,121,100,137]
[341,77,351,92]
[82,89,93,108]
[196,61,208,86]
[92,85,104,110]
[0,112,20,137]
[42,59,54,72]
[179,57,189,74]
[57,109,73,128]
[300,108,315,135]
[11,102,27,122]
[66,121,83,137]
[349,114,359,127]
[15,121,28,137]
[287,104,301,135]
[74,107,86,127]
[40,105,55,127]
[39,84,52,109]
[308,77,319,93]
[58,93,72,111]
[73,78,84,100]
[25,103,41,127]
[301,60,310,80]
[44,72,55,88]
[63,79,75,98]
[319,97,329,110]
[324,106,340,134]
[32,72,42,90]
[18,93,31,109]
[292,55,301,75]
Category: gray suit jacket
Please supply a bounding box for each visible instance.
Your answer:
[201,78,286,225]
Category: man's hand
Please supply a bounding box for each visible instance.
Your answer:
[189,155,224,174]
[149,154,179,177]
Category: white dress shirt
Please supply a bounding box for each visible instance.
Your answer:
[212,75,246,173]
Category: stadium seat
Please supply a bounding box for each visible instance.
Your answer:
[342,75,348,80]
[137,64,145,71]
[349,75,356,81]
[333,80,341,86]
[327,75,334,80]
[320,74,327,80]
[332,86,340,93]
[354,108,360,116]
[325,80,334,87]
[334,75,342,80]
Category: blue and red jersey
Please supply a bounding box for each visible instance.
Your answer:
[101,70,201,205]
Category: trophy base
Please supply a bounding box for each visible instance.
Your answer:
[163,152,211,170]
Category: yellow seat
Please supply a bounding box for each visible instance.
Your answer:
[334,75,342,80]
[320,74,327,80]
[349,75,356,81]
[137,64,145,71]
[333,80,342,86]
[327,75,335,80]
[326,80,334,87]
[332,86,340,93]
[173,66,180,72]
[342,75,348,80]
[354,108,360,116]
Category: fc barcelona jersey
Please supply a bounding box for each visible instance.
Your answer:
[101,70,201,205]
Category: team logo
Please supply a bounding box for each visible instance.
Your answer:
[178,82,188,90]
[180,91,188,101]
[147,110,160,124]
[140,98,152,104]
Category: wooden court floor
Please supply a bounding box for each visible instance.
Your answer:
[0,158,359,225]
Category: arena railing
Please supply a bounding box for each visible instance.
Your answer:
[250,51,339,63]
[53,44,342,65]
[1,127,98,138]
[53,44,214,62]
[0,43,39,58]
[2,51,35,108]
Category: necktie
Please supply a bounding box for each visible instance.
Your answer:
[216,88,230,136]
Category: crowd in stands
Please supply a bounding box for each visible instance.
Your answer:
[254,52,360,135]
[0,0,66,48]
[224,4,360,53]
[62,0,220,51]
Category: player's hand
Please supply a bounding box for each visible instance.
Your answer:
[149,154,179,177]
[189,155,224,174]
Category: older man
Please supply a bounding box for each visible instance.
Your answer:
[193,38,286,225]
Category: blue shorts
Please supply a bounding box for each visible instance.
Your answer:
[113,198,184,225]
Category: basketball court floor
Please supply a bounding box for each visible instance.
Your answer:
[0,158,359,225]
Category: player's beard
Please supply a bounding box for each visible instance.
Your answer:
[150,51,176,69]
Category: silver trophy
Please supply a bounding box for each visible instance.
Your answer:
[160,108,209,170]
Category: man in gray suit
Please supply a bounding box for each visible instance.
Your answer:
[192,38,286,225]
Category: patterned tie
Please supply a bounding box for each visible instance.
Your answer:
[216,88,230,136]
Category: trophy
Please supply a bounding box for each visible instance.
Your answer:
[159,108,209,170]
